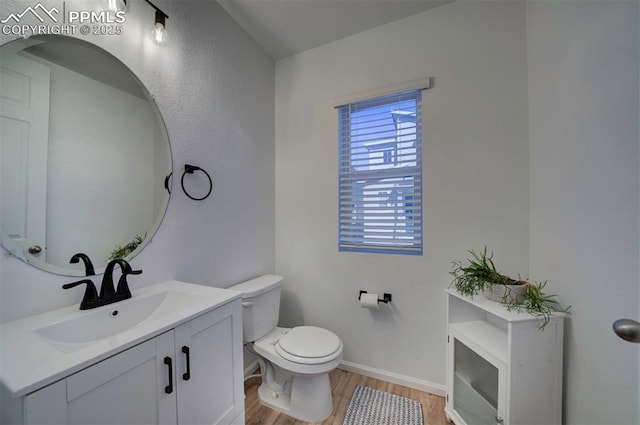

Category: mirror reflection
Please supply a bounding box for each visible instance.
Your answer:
[0,35,171,276]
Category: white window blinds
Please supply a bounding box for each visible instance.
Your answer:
[338,90,423,255]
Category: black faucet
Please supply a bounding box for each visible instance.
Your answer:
[69,253,95,276]
[100,259,143,303]
[117,261,142,298]
[63,259,142,310]
[102,259,142,301]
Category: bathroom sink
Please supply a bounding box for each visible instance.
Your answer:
[0,280,242,397]
[33,287,205,346]
[35,290,178,344]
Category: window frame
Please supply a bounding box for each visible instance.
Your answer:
[337,89,423,256]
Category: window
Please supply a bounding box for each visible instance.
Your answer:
[338,90,423,255]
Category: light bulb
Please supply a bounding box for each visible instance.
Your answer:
[151,9,168,45]
[151,22,168,44]
[102,0,126,13]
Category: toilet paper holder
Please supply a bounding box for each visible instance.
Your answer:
[358,290,392,304]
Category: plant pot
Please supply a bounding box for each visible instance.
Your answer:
[482,283,527,304]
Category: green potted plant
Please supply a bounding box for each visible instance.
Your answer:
[109,232,147,260]
[450,247,569,329]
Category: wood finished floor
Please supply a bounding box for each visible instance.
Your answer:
[244,368,450,425]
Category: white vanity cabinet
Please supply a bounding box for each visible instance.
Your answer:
[20,299,244,425]
[174,301,244,425]
[445,289,564,425]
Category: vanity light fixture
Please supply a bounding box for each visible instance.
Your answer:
[145,0,169,45]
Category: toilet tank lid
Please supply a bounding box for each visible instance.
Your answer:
[228,274,283,298]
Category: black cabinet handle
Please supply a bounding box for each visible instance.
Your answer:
[164,356,173,394]
[182,346,191,381]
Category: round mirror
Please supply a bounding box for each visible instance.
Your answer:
[0,35,171,276]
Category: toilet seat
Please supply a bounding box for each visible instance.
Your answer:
[275,326,342,365]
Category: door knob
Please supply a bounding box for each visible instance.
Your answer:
[28,245,42,255]
[613,319,640,343]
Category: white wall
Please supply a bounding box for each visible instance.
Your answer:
[2,0,636,422]
[527,1,639,424]
[43,59,157,268]
[275,1,530,389]
[0,0,275,322]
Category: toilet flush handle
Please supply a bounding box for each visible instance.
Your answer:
[242,301,254,308]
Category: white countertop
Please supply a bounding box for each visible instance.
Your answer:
[446,288,567,322]
[0,280,241,397]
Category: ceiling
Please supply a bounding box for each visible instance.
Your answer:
[217,0,450,60]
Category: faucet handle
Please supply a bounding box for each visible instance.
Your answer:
[63,279,99,310]
[116,266,142,299]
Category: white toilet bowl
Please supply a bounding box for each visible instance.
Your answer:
[255,326,343,372]
[251,326,343,421]
[229,275,343,422]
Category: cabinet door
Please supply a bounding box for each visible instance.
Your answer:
[25,332,177,425]
[175,300,243,425]
[447,334,507,425]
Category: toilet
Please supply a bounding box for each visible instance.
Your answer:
[229,274,343,422]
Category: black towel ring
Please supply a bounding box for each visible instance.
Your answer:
[181,164,213,201]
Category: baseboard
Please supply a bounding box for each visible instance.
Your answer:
[338,360,446,397]
[244,357,446,396]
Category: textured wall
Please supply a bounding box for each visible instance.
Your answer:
[274,1,530,389]
[0,0,275,322]
[527,1,639,423]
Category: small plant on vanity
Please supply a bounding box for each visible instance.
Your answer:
[449,247,570,329]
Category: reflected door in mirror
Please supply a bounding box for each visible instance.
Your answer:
[0,53,50,263]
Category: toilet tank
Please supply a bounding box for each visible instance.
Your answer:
[228,274,283,342]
